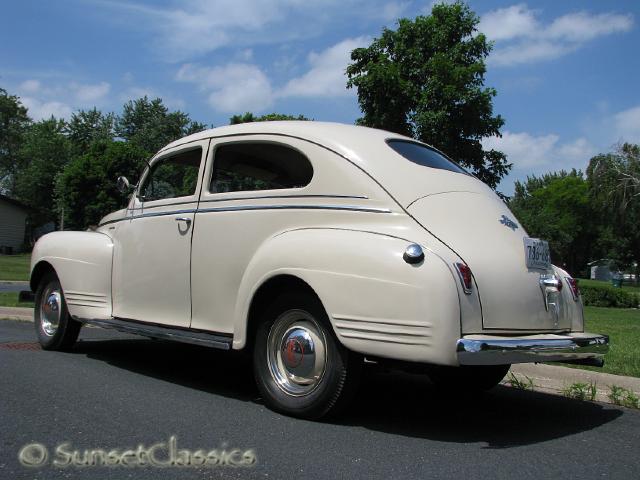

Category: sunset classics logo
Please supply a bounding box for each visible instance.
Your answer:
[18,436,256,468]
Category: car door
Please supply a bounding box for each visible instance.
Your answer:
[112,140,209,327]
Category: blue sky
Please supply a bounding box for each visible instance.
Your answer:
[1,0,639,193]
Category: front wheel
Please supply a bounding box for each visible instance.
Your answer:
[34,273,81,351]
[253,293,361,419]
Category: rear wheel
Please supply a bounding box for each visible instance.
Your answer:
[253,293,361,419]
[427,364,510,392]
[34,273,81,351]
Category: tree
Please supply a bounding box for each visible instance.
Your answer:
[229,112,310,124]
[116,96,207,154]
[587,144,640,282]
[0,87,31,193]
[55,141,148,229]
[346,1,509,189]
[13,118,71,225]
[65,108,116,153]
[509,170,594,276]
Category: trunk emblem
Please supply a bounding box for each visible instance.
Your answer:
[499,215,518,231]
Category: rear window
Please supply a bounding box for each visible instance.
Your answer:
[387,140,467,174]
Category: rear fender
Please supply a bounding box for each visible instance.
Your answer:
[235,228,461,365]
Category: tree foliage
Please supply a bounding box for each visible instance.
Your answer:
[116,96,207,154]
[14,118,71,224]
[55,141,148,229]
[346,1,509,189]
[0,88,31,192]
[229,112,310,124]
[587,144,640,277]
[509,170,594,275]
[65,108,116,153]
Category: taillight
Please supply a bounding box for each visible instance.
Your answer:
[455,262,473,294]
[565,277,580,301]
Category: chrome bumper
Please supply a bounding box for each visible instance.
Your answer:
[456,333,609,366]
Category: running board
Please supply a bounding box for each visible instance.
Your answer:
[82,318,233,350]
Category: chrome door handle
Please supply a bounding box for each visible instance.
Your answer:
[175,217,192,226]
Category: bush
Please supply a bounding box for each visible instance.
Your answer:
[580,283,639,308]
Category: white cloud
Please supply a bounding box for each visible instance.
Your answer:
[20,96,73,121]
[176,63,274,113]
[613,105,640,143]
[483,131,596,171]
[479,4,537,41]
[73,81,111,103]
[279,37,369,98]
[480,5,634,66]
[19,79,41,94]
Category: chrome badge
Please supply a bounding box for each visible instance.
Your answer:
[499,214,518,231]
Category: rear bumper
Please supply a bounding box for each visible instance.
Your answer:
[456,332,609,366]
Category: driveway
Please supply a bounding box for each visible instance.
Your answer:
[1,320,638,479]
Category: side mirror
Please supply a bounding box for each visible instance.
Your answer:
[116,176,132,193]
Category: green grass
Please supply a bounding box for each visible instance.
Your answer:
[579,306,640,378]
[0,292,34,308]
[578,278,640,295]
[0,254,31,281]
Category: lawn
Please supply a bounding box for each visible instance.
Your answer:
[578,278,640,295]
[0,254,31,281]
[0,292,34,308]
[581,306,640,378]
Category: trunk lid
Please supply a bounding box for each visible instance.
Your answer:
[407,190,571,331]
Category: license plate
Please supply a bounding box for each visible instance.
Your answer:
[524,238,550,270]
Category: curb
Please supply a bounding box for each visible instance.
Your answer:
[505,363,640,409]
[0,307,33,322]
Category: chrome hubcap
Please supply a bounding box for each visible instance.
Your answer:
[40,287,62,336]
[267,311,327,396]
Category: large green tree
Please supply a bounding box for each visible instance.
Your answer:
[346,1,509,189]
[229,112,310,124]
[116,96,207,154]
[509,170,594,275]
[13,118,71,225]
[587,143,640,282]
[65,108,116,153]
[55,141,148,229]
[0,87,31,193]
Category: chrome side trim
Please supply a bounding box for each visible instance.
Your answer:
[82,318,232,350]
[197,204,392,215]
[199,194,369,203]
[99,204,391,226]
[456,334,609,366]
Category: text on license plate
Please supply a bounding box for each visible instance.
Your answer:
[523,238,550,269]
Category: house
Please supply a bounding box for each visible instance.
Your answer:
[0,194,29,254]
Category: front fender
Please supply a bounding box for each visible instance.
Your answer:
[30,231,113,321]
[234,228,461,366]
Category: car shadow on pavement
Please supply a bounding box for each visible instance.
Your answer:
[73,337,259,402]
[72,335,623,449]
[336,365,624,449]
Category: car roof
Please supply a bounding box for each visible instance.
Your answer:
[159,121,489,206]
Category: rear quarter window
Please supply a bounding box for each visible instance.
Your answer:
[386,139,467,174]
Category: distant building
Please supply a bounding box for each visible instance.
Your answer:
[588,259,614,281]
[0,194,29,254]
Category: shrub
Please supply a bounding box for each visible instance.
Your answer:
[579,284,639,308]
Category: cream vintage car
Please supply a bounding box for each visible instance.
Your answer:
[30,122,608,418]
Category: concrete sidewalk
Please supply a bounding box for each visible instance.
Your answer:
[0,306,33,321]
[508,363,640,404]
[1,307,638,408]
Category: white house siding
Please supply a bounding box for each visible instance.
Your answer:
[0,198,28,253]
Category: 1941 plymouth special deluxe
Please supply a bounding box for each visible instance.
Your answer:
[30,121,609,419]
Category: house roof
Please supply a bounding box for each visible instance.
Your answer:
[0,193,31,211]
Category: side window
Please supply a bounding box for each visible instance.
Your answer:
[141,148,202,201]
[210,142,313,193]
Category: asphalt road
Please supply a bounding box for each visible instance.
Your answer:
[1,320,639,480]
[0,281,29,293]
